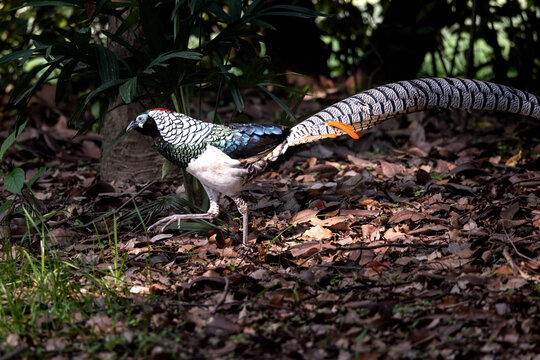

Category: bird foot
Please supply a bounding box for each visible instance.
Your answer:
[148,215,183,232]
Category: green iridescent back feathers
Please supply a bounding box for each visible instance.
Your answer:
[143,109,288,169]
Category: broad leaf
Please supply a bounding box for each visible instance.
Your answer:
[245,0,265,16]
[0,122,27,162]
[0,199,14,217]
[24,0,82,7]
[0,47,44,65]
[138,0,168,56]
[260,5,324,18]
[143,50,202,74]
[162,159,174,180]
[114,8,141,37]
[229,0,242,20]
[208,3,232,23]
[103,30,143,57]
[55,59,77,105]
[119,77,137,103]
[4,168,25,195]
[94,45,119,83]
[69,79,125,125]
[230,85,244,113]
[258,84,296,120]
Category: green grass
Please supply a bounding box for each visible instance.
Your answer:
[0,208,177,357]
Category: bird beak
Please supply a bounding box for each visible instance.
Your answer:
[126,121,138,132]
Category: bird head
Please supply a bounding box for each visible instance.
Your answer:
[126,111,160,137]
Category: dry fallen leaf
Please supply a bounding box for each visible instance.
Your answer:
[493,265,514,275]
[388,209,425,224]
[290,241,335,258]
[301,225,333,240]
[505,151,521,166]
[361,224,380,241]
[130,285,150,295]
[379,160,406,177]
[290,209,319,224]
[340,209,380,217]
[383,228,408,241]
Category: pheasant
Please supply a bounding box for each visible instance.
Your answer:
[126,77,540,245]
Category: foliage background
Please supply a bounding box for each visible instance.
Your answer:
[1,0,539,132]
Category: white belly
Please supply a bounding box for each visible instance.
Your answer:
[186,145,247,197]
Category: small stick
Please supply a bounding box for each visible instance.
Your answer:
[212,276,230,314]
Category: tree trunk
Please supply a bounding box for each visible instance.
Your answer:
[100,105,163,183]
[100,14,163,184]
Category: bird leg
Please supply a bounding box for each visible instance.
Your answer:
[148,185,220,232]
[232,195,249,246]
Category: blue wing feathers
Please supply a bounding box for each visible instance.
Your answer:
[222,123,289,159]
[228,123,287,136]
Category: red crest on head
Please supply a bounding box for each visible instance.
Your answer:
[152,108,173,112]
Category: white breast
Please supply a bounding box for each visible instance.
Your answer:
[186,145,247,197]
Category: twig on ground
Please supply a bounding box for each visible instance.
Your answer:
[502,246,531,280]
[503,228,540,265]
[212,276,230,314]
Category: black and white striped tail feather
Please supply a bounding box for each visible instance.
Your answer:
[286,77,540,147]
[247,77,539,180]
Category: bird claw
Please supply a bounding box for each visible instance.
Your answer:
[148,215,182,232]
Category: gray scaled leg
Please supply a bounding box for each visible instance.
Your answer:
[232,195,249,246]
[148,185,220,232]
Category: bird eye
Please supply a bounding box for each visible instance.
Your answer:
[136,114,147,125]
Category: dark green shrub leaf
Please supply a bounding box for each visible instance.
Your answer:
[0,47,43,66]
[114,9,141,37]
[229,0,242,20]
[250,19,276,30]
[208,3,232,23]
[230,86,244,112]
[258,84,296,120]
[73,27,91,47]
[245,0,265,16]
[162,159,174,180]
[55,59,77,104]
[416,26,435,34]
[94,45,119,83]
[143,51,202,74]
[0,122,27,162]
[0,199,14,217]
[4,168,25,195]
[69,79,124,124]
[138,0,167,55]
[103,30,143,57]
[119,77,137,103]
[260,5,323,18]
[23,0,82,7]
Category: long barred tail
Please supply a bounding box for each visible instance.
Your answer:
[287,77,540,146]
[248,77,540,180]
